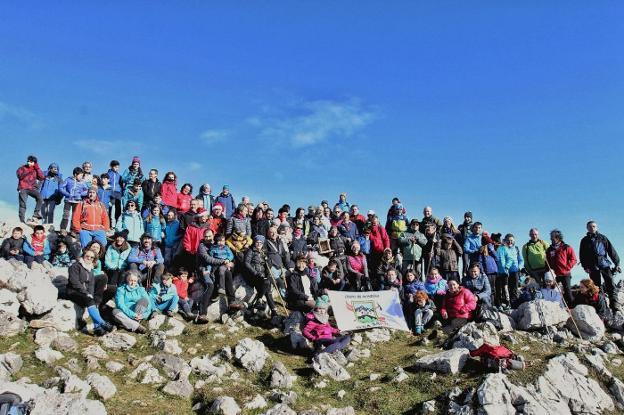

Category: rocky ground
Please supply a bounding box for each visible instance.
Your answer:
[2,219,624,415]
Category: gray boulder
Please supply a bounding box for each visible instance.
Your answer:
[0,310,26,337]
[163,378,193,398]
[513,299,569,330]
[100,332,136,351]
[451,322,499,351]
[16,269,58,315]
[152,353,191,380]
[86,373,117,400]
[234,338,269,373]
[209,396,242,415]
[29,300,80,332]
[270,361,296,389]
[0,352,22,380]
[567,305,605,342]
[414,348,470,374]
[0,289,19,315]
[312,352,351,381]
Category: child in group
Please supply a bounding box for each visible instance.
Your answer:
[23,225,51,268]
[39,162,63,225]
[210,234,235,262]
[107,160,123,227]
[59,167,88,231]
[144,204,166,246]
[51,239,74,267]
[142,193,169,219]
[320,259,345,292]
[381,268,403,295]
[163,209,181,266]
[403,270,425,296]
[149,272,179,317]
[97,173,112,222]
[0,227,25,261]
[411,290,436,335]
[424,267,448,307]
[302,295,351,357]
[122,179,144,211]
[172,267,196,320]
[538,271,565,308]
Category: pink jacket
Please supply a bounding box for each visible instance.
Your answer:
[302,313,340,341]
[441,287,477,320]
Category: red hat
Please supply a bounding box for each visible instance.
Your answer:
[212,202,224,211]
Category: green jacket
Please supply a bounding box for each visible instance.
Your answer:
[399,229,428,262]
[522,239,550,272]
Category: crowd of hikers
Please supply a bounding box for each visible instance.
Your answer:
[7,155,621,346]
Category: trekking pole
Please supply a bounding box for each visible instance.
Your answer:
[146,266,153,290]
[263,253,288,315]
[545,258,582,339]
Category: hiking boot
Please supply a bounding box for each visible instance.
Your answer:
[93,326,107,337]
[228,300,245,311]
[415,325,423,335]
[195,315,210,324]
[100,321,114,333]
[134,325,147,334]
[166,311,174,317]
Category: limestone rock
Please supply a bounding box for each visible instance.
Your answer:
[245,394,268,410]
[0,352,22,380]
[270,361,296,389]
[152,353,191,380]
[209,396,241,415]
[16,269,58,315]
[147,314,166,330]
[164,317,185,336]
[86,373,117,400]
[163,378,193,398]
[234,338,269,373]
[263,403,297,415]
[82,344,109,359]
[312,352,351,381]
[35,346,64,365]
[30,300,80,332]
[512,300,568,330]
[100,332,136,351]
[451,322,499,351]
[0,310,26,337]
[414,348,470,374]
[567,305,605,342]
[105,361,125,373]
[365,328,391,343]
[0,288,19,315]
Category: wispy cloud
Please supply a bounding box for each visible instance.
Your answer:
[250,99,375,147]
[200,129,228,144]
[189,161,202,171]
[0,101,41,129]
[74,139,141,156]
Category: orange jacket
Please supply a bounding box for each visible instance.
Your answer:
[72,199,110,233]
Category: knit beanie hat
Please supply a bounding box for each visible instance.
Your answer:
[315,295,330,309]
[254,235,266,243]
[132,156,140,164]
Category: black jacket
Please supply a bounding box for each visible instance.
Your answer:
[579,232,620,271]
[141,179,162,207]
[244,248,268,279]
[0,237,24,258]
[287,268,318,304]
[67,260,95,297]
[265,238,292,269]
[196,241,227,273]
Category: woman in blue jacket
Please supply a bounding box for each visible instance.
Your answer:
[496,233,524,308]
[59,167,88,231]
[113,270,152,334]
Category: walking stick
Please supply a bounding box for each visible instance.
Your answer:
[146,265,153,290]
[545,258,582,339]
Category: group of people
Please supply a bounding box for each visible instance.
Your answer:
[8,154,621,341]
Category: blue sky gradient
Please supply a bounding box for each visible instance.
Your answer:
[1,2,623,279]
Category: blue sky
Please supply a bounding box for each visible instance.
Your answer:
[0,2,623,278]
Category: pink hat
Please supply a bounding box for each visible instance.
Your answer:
[132,156,141,164]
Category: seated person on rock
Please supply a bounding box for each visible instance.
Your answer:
[149,272,179,317]
[302,295,351,357]
[461,263,492,307]
[287,254,319,312]
[319,259,345,292]
[113,270,152,334]
[127,233,165,285]
[574,278,610,319]
[50,238,75,268]
[172,267,196,320]
[537,271,565,308]
[410,290,436,335]
[0,226,25,262]
[440,279,477,332]
[22,224,51,268]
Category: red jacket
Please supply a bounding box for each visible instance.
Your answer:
[172,276,189,300]
[302,313,340,341]
[161,181,178,207]
[441,287,477,320]
[369,224,390,253]
[72,199,110,232]
[177,193,192,213]
[183,223,209,255]
[546,243,577,276]
[209,217,225,236]
[16,164,44,191]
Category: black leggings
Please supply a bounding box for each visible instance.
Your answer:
[251,276,276,313]
[214,265,236,301]
[191,280,215,316]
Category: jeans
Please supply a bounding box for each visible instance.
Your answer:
[24,255,45,269]
[214,265,236,301]
[178,298,193,314]
[18,189,43,222]
[152,295,179,313]
[79,229,107,248]
[190,279,215,316]
[60,201,79,231]
[41,199,58,224]
[496,273,509,306]
[109,195,122,227]
[414,308,434,328]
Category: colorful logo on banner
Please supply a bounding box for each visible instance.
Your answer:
[327,290,410,332]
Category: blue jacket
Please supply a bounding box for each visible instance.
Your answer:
[60,177,88,203]
[122,188,144,211]
[107,169,122,198]
[463,233,482,255]
[538,287,565,308]
[164,219,181,248]
[215,193,236,218]
[115,211,144,242]
[121,168,143,188]
[104,244,131,271]
[403,280,426,296]
[339,221,359,241]
[128,245,164,270]
[461,274,492,304]
[496,245,524,274]
[115,284,152,319]
[149,283,178,303]
[97,186,112,208]
[40,163,63,201]
[356,236,371,255]
[23,238,51,259]
[144,216,165,241]
[478,244,499,275]
[209,244,234,261]
[424,276,447,297]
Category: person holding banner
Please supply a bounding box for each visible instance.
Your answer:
[303,296,351,357]
[440,279,477,332]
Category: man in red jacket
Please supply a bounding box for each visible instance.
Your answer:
[546,229,577,305]
[16,155,45,223]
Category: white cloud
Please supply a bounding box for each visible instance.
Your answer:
[200,129,228,144]
[251,99,375,147]
[74,139,141,156]
[189,162,202,171]
[0,101,41,129]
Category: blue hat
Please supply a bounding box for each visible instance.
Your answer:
[254,235,265,243]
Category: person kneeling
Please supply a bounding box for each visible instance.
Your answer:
[113,271,153,334]
[149,272,179,317]
[302,296,351,356]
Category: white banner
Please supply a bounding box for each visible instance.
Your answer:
[327,290,410,332]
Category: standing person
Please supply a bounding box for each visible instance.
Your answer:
[369,215,390,272]
[141,169,162,208]
[435,233,463,283]
[59,167,88,232]
[16,155,45,224]
[419,206,442,234]
[350,205,367,234]
[96,174,112,226]
[522,228,550,284]
[292,208,311,236]
[336,192,350,212]
[161,171,178,210]
[127,234,165,285]
[495,234,524,308]
[215,185,236,218]
[144,204,166,245]
[39,162,63,225]
[476,234,499,301]
[196,183,214,212]
[107,160,123,226]
[338,212,359,245]
[265,225,291,298]
[121,156,143,189]
[545,229,577,306]
[80,161,94,188]
[115,201,144,246]
[386,204,408,253]
[163,209,181,266]
[72,188,110,247]
[179,198,201,232]
[458,211,473,277]
[347,240,371,291]
[579,221,621,312]
[176,183,193,214]
[463,222,483,267]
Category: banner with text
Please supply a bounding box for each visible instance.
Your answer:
[327,290,410,332]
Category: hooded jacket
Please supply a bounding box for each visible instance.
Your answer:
[39,163,63,201]
[435,238,463,272]
[463,233,482,256]
[164,219,181,248]
[496,245,524,275]
[477,244,499,275]
[104,242,131,270]
[141,179,162,207]
[441,287,477,319]
[107,168,122,196]
[183,222,210,255]
[60,177,88,203]
[546,243,577,276]
[66,260,95,297]
[303,312,340,341]
[115,211,144,242]
[579,232,620,271]
[122,187,144,211]
[72,198,110,232]
[161,180,178,208]
[424,275,447,297]
[399,228,427,262]
[115,283,152,319]
[215,192,236,218]
[144,215,165,242]
[461,274,492,304]
[16,162,45,191]
[369,224,390,253]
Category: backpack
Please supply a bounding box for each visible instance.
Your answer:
[470,343,520,372]
[390,219,407,239]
